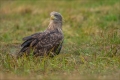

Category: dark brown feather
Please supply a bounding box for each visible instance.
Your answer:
[18,29,63,57]
[18,11,63,57]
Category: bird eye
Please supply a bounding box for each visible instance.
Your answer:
[54,14,58,16]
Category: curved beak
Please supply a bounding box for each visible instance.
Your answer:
[50,15,57,20]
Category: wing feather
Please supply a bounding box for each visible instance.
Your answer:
[19,30,63,57]
[22,33,40,41]
[30,39,38,47]
[21,39,33,47]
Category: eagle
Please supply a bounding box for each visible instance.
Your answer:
[17,11,63,57]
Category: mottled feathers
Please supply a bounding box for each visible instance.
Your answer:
[18,11,63,57]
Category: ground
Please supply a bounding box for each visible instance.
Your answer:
[0,0,120,80]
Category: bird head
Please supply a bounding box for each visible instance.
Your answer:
[50,11,62,22]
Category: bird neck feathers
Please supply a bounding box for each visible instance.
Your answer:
[48,21,62,33]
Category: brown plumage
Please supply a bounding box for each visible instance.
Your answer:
[18,11,63,57]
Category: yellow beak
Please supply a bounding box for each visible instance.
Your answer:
[51,15,57,20]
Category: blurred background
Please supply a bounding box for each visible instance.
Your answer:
[0,0,120,80]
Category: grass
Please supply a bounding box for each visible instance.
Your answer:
[0,0,120,80]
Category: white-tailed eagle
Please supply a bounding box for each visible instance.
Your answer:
[17,11,63,57]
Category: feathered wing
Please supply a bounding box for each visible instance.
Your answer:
[18,30,63,57]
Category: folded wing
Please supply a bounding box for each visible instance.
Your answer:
[18,30,63,57]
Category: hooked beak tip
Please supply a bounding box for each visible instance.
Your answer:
[50,15,57,20]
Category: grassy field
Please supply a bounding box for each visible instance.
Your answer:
[0,0,120,80]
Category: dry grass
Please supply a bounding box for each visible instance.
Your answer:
[0,0,120,80]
